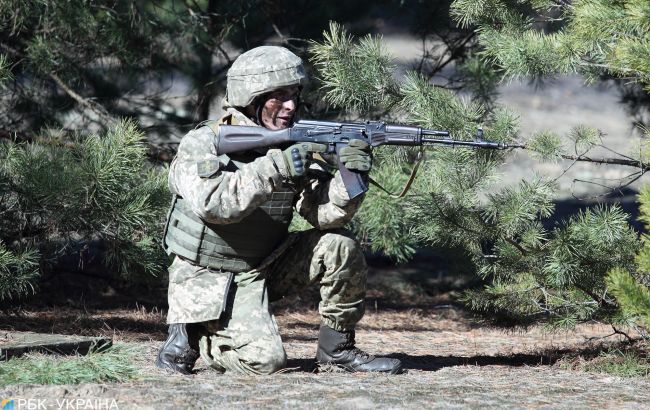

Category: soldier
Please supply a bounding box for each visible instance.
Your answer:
[156,46,402,375]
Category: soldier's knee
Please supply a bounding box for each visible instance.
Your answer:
[318,230,367,283]
[321,229,363,255]
[249,343,287,375]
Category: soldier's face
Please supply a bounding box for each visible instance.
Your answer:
[259,86,299,130]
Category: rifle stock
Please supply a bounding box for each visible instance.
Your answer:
[217,126,292,154]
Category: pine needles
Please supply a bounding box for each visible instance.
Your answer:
[451,0,650,89]
[0,344,142,386]
[0,241,39,301]
[0,53,11,85]
[604,183,650,333]
[0,120,169,301]
[309,22,647,330]
[310,22,398,113]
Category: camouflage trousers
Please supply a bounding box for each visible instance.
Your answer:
[165,228,367,375]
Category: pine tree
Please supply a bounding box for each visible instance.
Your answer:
[0,0,257,140]
[0,120,169,301]
[310,22,643,330]
[448,0,650,333]
[607,183,650,331]
[451,0,650,84]
[449,0,650,121]
[0,0,408,142]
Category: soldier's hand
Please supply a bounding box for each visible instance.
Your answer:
[339,139,372,172]
[281,142,328,178]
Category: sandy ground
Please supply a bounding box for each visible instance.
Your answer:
[1,263,649,410]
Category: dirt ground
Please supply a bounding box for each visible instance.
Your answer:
[1,264,650,410]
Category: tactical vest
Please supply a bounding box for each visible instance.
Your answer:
[163,120,295,273]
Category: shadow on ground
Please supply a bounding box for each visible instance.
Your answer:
[282,343,632,373]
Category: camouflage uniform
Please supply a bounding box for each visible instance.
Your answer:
[165,106,367,375]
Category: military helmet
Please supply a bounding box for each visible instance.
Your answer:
[226,46,306,107]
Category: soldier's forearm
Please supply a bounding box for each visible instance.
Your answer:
[172,154,285,224]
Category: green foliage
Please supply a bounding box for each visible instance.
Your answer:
[310,22,397,113]
[352,163,418,262]
[527,131,565,162]
[484,178,555,238]
[0,241,39,301]
[0,120,169,301]
[1,0,401,137]
[399,72,484,134]
[545,206,637,289]
[0,344,142,385]
[564,348,650,378]
[310,23,641,328]
[526,125,603,162]
[0,53,11,85]
[568,125,601,153]
[451,0,537,31]
[607,267,650,328]
[457,56,501,109]
[465,205,638,327]
[605,182,650,332]
[480,28,576,79]
[451,0,650,89]
[638,185,650,229]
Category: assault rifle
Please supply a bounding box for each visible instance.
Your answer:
[218,119,524,199]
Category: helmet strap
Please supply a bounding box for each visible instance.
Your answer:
[255,102,264,126]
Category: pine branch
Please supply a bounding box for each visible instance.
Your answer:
[422,32,477,81]
[559,153,649,170]
[503,237,529,256]
[611,325,636,344]
[48,73,117,126]
[523,144,650,170]
[1,41,115,126]
[575,283,617,310]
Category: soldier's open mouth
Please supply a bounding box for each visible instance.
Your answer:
[276,116,292,126]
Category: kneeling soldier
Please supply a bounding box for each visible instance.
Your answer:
[157,46,402,375]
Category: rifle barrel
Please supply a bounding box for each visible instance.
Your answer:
[421,136,520,150]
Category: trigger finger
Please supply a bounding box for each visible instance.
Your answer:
[349,139,370,150]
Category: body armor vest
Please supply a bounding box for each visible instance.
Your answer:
[163,133,295,273]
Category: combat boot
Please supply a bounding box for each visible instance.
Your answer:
[156,323,201,375]
[316,324,403,374]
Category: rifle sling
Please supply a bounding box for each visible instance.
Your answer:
[368,148,424,199]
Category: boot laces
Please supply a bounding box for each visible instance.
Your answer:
[351,347,371,360]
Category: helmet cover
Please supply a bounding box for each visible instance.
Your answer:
[226,46,306,107]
